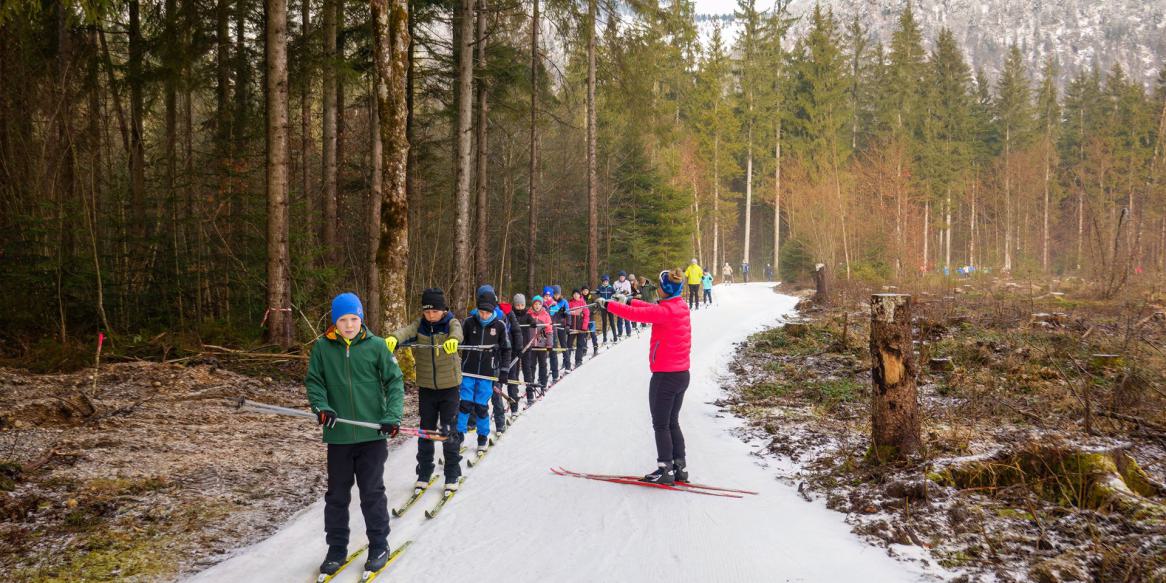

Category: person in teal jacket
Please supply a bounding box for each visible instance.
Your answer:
[701,271,714,305]
[306,292,405,578]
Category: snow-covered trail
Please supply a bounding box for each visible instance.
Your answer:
[190,283,936,583]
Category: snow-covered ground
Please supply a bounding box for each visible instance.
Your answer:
[189,283,942,583]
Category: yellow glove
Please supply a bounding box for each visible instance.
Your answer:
[385,336,398,352]
[442,338,459,355]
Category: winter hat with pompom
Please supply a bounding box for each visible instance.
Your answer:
[658,269,685,299]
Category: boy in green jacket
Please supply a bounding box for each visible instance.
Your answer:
[306,292,405,578]
[384,288,464,491]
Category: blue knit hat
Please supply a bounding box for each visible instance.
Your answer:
[552,285,562,296]
[601,274,610,282]
[542,285,554,296]
[331,292,364,324]
[658,270,684,298]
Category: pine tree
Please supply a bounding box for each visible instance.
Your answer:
[692,23,741,275]
[994,45,1032,272]
[1034,58,1061,272]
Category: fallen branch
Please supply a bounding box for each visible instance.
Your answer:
[1095,410,1166,434]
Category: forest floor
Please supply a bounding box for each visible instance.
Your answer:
[727,277,1166,582]
[0,356,421,582]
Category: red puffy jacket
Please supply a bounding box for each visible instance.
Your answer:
[567,298,591,331]
[605,296,690,372]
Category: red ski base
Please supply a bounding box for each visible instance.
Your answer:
[550,467,757,498]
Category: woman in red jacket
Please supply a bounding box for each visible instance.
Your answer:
[599,268,691,485]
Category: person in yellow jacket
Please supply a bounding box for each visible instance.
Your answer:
[683,258,704,310]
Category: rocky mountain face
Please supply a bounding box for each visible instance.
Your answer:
[697,0,1166,85]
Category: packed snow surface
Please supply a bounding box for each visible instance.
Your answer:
[188,283,940,582]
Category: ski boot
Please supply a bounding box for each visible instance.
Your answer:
[477,434,489,451]
[641,462,675,485]
[364,546,390,573]
[319,545,348,576]
[673,459,688,482]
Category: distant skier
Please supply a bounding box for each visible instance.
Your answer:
[597,270,691,485]
[595,275,618,342]
[567,289,591,367]
[549,285,571,372]
[580,284,600,353]
[613,271,633,337]
[540,286,561,382]
[722,262,733,284]
[493,293,527,428]
[764,263,774,281]
[701,271,714,305]
[525,294,555,397]
[459,286,511,454]
[741,262,750,283]
[307,292,404,577]
[638,275,658,305]
[384,288,463,497]
[684,258,704,309]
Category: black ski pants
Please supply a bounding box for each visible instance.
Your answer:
[570,331,588,366]
[648,371,690,463]
[531,349,550,392]
[416,387,461,481]
[599,308,616,342]
[325,439,390,549]
[688,284,700,309]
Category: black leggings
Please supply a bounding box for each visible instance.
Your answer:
[416,388,461,481]
[688,284,700,308]
[648,371,690,463]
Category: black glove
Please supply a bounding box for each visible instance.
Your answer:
[498,370,508,385]
[317,410,337,428]
[379,422,400,437]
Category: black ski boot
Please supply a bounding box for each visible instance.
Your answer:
[673,459,688,482]
[641,462,675,485]
[364,546,390,573]
[319,545,348,575]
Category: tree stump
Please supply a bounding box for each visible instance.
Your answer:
[784,322,808,338]
[929,357,954,373]
[869,294,921,462]
[813,263,829,304]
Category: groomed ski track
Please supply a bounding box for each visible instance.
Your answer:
[189,283,939,583]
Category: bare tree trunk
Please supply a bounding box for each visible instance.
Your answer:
[474,0,490,285]
[586,0,598,285]
[944,189,952,272]
[371,0,411,333]
[368,80,383,324]
[970,172,977,268]
[265,0,294,347]
[451,0,476,311]
[743,119,752,266]
[301,0,314,242]
[869,294,921,461]
[773,120,781,275]
[128,0,146,236]
[526,0,539,296]
[322,0,339,259]
[1042,137,1051,272]
[922,200,930,273]
[1004,124,1013,272]
[712,132,720,279]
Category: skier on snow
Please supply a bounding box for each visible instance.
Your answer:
[307,292,405,577]
[383,288,464,496]
[595,275,618,342]
[612,271,633,338]
[701,271,714,305]
[525,294,555,397]
[458,286,512,455]
[684,258,704,310]
[567,289,591,367]
[598,270,692,485]
[722,262,733,284]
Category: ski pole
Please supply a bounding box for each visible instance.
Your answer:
[233,398,447,441]
[402,343,493,351]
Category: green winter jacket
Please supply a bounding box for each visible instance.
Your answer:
[306,325,405,444]
[387,313,463,390]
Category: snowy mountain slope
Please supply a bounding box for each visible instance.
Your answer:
[186,283,947,582]
[695,0,1166,84]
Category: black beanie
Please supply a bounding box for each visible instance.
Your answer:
[477,289,498,312]
[421,288,447,311]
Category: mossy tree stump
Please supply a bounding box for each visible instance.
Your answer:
[869,294,921,462]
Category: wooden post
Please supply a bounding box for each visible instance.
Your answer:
[869,293,921,462]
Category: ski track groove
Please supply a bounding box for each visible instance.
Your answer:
[187,283,944,583]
